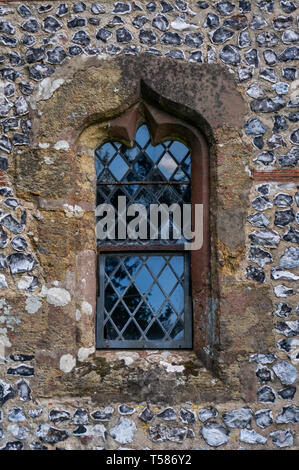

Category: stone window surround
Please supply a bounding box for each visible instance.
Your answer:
[95,102,210,350]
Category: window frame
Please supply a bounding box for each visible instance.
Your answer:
[95,102,210,351]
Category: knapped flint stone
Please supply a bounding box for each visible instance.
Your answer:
[201,421,230,447]
[67,17,87,29]
[108,15,124,27]
[222,408,252,429]
[96,27,112,42]
[273,115,288,133]
[73,2,86,13]
[252,196,273,211]
[0,379,16,406]
[91,407,114,421]
[106,44,122,56]
[56,3,69,17]
[273,82,289,96]
[148,423,168,442]
[257,0,274,11]
[91,3,105,15]
[204,13,220,29]
[290,129,299,146]
[36,424,70,444]
[197,1,209,8]
[246,83,265,99]
[8,52,25,67]
[9,354,35,362]
[165,50,184,59]
[280,246,299,269]
[73,425,87,435]
[1,441,23,450]
[238,28,251,47]
[179,408,196,424]
[49,409,71,425]
[19,81,35,96]
[247,212,270,227]
[139,28,158,45]
[253,136,264,149]
[224,15,248,31]
[7,253,37,274]
[0,20,14,36]
[256,366,272,383]
[255,409,273,428]
[251,96,286,113]
[138,407,154,423]
[274,209,295,227]
[14,97,28,117]
[0,254,7,271]
[276,321,299,337]
[270,429,293,448]
[275,302,293,318]
[209,27,234,45]
[161,32,182,46]
[69,45,83,56]
[43,16,62,33]
[256,32,279,48]
[166,426,188,443]
[245,48,259,67]
[29,64,55,81]
[118,404,135,415]
[257,386,276,403]
[46,46,67,65]
[22,19,40,33]
[0,35,18,47]
[240,429,267,445]
[245,118,268,136]
[0,227,8,248]
[282,30,299,45]
[38,4,53,13]
[198,406,218,423]
[273,15,293,32]
[17,4,32,18]
[249,229,280,247]
[4,83,15,98]
[124,45,141,55]
[283,67,297,81]
[238,65,253,81]
[279,147,299,166]
[110,417,136,444]
[21,34,36,47]
[189,50,203,63]
[132,15,148,29]
[28,408,43,419]
[272,361,298,385]
[17,379,32,401]
[278,387,296,400]
[274,285,295,298]
[116,27,133,43]
[8,407,26,423]
[280,0,297,13]
[152,14,169,31]
[250,15,267,30]
[279,46,299,61]
[157,407,177,420]
[274,193,293,207]
[276,405,299,424]
[263,49,277,67]
[185,32,204,47]
[72,31,91,46]
[0,97,13,117]
[239,0,251,12]
[246,266,265,283]
[271,266,299,281]
[161,0,174,12]
[113,2,131,14]
[13,133,29,148]
[214,1,235,16]
[11,236,28,252]
[71,408,89,425]
[7,365,34,377]
[1,214,25,234]
[248,246,273,267]
[220,45,241,66]
[30,441,48,450]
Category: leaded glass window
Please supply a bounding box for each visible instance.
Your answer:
[96,123,192,348]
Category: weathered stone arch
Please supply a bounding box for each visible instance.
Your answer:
[12,54,274,403]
